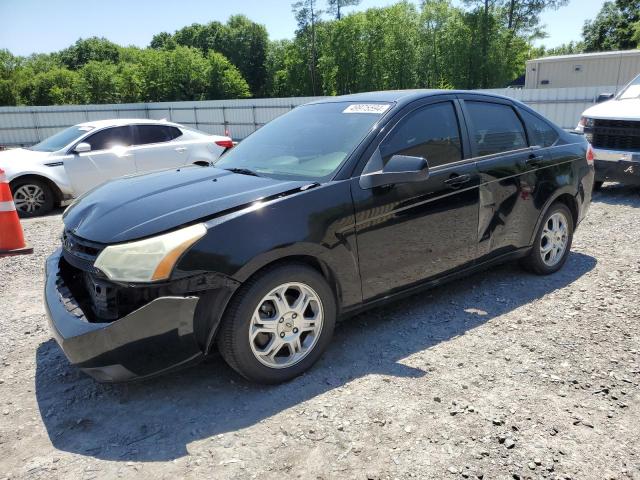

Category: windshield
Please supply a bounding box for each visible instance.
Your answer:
[215,102,391,180]
[28,125,93,152]
[618,74,640,100]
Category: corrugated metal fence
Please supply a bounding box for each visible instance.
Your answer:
[0,86,614,148]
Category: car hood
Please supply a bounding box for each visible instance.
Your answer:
[63,166,311,244]
[583,98,640,121]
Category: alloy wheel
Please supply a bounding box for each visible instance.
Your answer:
[249,282,324,369]
[13,184,46,214]
[540,211,569,267]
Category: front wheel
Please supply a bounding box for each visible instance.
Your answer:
[217,263,336,384]
[11,179,54,218]
[521,202,574,275]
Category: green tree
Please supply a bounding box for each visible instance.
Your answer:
[292,0,323,95]
[583,0,640,51]
[138,46,209,102]
[78,61,120,103]
[206,52,251,99]
[59,37,121,69]
[542,41,585,56]
[117,63,143,103]
[327,0,361,19]
[19,68,84,105]
[150,32,177,50]
[219,15,269,96]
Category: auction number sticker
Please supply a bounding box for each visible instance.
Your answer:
[343,104,391,114]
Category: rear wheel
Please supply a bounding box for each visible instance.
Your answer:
[11,179,54,218]
[521,202,573,275]
[217,263,336,384]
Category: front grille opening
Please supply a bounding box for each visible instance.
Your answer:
[59,257,166,323]
[591,119,640,151]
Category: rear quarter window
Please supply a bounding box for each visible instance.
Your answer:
[518,109,559,148]
[135,125,182,145]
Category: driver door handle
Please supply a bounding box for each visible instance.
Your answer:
[175,147,188,153]
[444,174,471,187]
[526,153,544,166]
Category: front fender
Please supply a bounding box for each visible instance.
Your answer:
[176,181,362,310]
[8,168,73,197]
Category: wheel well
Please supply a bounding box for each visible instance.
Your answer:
[10,175,64,204]
[553,193,579,227]
[203,255,341,354]
[251,255,340,302]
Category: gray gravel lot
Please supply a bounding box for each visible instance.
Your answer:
[0,185,639,480]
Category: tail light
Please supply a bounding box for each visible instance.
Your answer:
[215,139,234,149]
[586,144,595,166]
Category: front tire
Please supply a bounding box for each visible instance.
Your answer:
[11,179,54,218]
[217,263,336,384]
[521,202,574,275]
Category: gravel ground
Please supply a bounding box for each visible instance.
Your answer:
[0,184,638,480]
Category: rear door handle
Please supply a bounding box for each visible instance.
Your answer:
[175,147,188,153]
[444,174,471,187]
[526,153,544,166]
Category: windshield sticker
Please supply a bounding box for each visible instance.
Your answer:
[343,104,390,114]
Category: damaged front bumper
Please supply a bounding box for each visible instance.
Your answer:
[44,249,206,382]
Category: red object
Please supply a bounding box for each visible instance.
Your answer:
[0,169,33,257]
[586,144,595,165]
[215,139,234,149]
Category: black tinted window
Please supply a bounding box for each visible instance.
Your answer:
[85,126,133,151]
[466,101,527,156]
[379,102,462,168]
[518,109,559,147]
[134,125,182,145]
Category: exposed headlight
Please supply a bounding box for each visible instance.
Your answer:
[94,223,207,282]
[576,117,594,132]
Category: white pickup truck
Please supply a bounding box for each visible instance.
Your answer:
[577,73,640,189]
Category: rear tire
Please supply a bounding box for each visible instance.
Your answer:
[11,179,54,218]
[217,263,336,384]
[521,202,574,275]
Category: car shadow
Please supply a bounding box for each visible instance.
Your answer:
[35,251,596,462]
[591,182,640,208]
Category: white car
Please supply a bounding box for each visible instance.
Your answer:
[576,73,640,189]
[0,119,233,217]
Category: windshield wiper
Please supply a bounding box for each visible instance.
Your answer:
[225,167,261,177]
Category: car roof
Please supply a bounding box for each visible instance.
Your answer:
[75,118,184,129]
[307,89,520,108]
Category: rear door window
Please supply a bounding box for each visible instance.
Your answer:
[518,109,559,147]
[134,125,182,146]
[84,126,133,151]
[378,102,463,168]
[465,101,527,157]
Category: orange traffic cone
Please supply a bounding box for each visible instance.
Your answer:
[0,169,33,257]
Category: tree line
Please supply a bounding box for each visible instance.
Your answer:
[533,0,640,56]
[0,0,638,107]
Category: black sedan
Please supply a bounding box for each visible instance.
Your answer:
[45,90,594,384]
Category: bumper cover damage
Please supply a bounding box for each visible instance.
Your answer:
[45,249,206,382]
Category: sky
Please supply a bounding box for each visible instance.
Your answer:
[0,0,607,57]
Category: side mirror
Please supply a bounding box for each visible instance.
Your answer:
[74,142,91,153]
[360,154,429,189]
[595,93,614,104]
